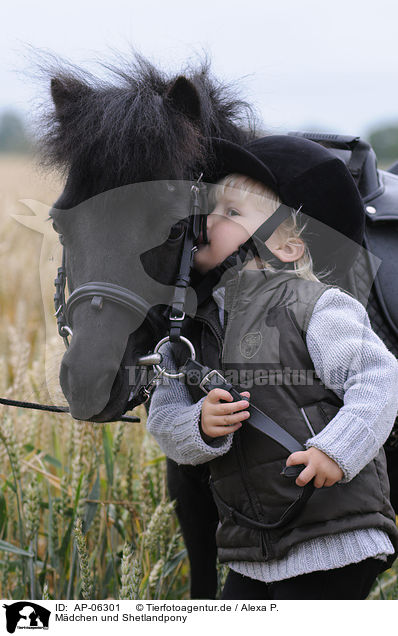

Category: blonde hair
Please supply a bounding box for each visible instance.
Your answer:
[212,174,319,282]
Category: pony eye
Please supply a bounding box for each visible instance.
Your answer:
[168,221,185,241]
[227,208,240,217]
[51,220,65,243]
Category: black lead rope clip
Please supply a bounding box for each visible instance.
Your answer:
[281,464,306,478]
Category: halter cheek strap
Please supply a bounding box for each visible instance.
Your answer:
[229,202,295,268]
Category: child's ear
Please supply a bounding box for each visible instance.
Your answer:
[275,238,305,262]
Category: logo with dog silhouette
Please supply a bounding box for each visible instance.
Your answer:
[3,602,50,633]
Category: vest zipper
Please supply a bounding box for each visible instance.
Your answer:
[221,277,241,362]
[194,313,224,352]
[300,407,316,437]
[261,530,270,559]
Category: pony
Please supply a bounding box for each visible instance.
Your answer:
[38,55,398,598]
[38,53,257,597]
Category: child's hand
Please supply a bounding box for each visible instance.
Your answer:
[286,447,344,488]
[201,389,250,438]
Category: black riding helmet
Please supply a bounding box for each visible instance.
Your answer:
[201,134,366,286]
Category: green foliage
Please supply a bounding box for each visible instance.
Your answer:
[368,123,398,164]
[369,559,398,599]
[0,399,190,599]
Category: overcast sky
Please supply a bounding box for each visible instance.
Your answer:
[2,0,398,139]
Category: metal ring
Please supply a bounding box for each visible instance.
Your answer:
[153,336,196,378]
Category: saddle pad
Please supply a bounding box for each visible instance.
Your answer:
[364,170,398,340]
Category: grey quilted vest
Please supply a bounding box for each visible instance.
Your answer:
[175,269,398,566]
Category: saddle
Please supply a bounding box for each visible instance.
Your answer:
[289,132,398,445]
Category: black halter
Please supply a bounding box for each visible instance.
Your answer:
[54,182,294,352]
[1,185,294,423]
[54,178,209,350]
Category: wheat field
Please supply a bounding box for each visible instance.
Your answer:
[0,156,195,600]
[0,156,396,600]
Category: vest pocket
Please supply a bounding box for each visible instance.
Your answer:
[300,407,316,437]
[299,402,340,437]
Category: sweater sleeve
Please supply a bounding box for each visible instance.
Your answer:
[304,287,398,482]
[146,343,234,465]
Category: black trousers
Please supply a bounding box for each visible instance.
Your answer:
[167,459,219,599]
[221,557,383,600]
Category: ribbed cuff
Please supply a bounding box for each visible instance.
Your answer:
[173,396,234,463]
[305,412,378,483]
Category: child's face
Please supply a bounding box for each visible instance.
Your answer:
[194,186,279,274]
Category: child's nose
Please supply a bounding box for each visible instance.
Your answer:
[207,211,219,229]
[206,214,214,234]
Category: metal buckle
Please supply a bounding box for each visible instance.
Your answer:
[199,369,226,393]
[169,310,185,322]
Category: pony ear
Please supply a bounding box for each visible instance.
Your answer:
[51,78,72,113]
[50,77,91,118]
[166,76,201,122]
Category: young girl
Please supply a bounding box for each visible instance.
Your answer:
[147,135,398,600]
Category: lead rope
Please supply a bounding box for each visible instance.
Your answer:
[0,397,140,422]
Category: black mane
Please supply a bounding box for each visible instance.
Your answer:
[38,53,258,189]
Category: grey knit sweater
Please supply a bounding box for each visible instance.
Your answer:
[147,286,398,583]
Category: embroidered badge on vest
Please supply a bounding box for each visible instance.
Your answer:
[240,332,263,359]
